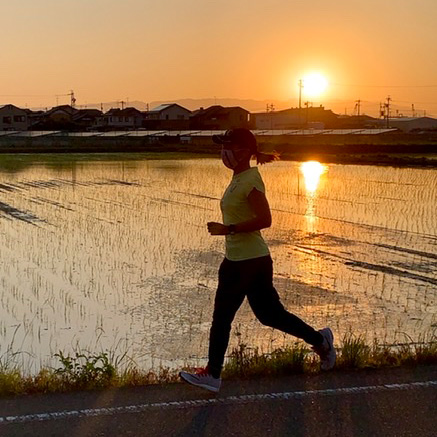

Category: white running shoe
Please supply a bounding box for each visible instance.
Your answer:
[179,367,221,393]
[313,327,336,370]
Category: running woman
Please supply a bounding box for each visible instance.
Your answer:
[180,128,336,392]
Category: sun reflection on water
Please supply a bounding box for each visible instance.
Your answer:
[300,161,327,235]
[300,161,326,193]
[0,157,435,373]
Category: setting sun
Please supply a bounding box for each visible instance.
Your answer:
[302,73,329,98]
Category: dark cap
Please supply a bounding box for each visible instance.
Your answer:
[212,128,257,152]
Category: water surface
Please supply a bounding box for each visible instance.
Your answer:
[0,154,435,372]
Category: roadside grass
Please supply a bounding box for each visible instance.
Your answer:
[0,334,436,398]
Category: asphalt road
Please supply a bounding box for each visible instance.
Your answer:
[0,365,436,437]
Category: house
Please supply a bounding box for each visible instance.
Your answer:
[190,105,250,130]
[45,105,79,123]
[24,109,45,130]
[144,103,191,129]
[384,117,437,132]
[28,105,79,130]
[250,106,338,130]
[97,107,143,130]
[147,103,191,121]
[73,109,103,130]
[250,109,303,130]
[0,104,29,130]
[334,114,380,129]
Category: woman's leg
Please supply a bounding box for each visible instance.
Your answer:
[208,258,247,378]
[246,256,323,346]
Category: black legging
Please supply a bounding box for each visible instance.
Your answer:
[208,255,323,378]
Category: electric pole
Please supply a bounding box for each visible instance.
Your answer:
[298,79,303,109]
[385,95,391,128]
[55,90,76,108]
[268,104,275,129]
[305,101,310,125]
[70,90,76,108]
[355,99,361,117]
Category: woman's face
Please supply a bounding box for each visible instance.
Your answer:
[221,144,251,169]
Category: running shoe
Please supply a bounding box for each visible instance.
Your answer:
[313,327,336,370]
[179,366,221,393]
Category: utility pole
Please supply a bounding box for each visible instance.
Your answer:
[411,104,415,117]
[268,104,275,130]
[298,79,303,109]
[305,101,310,125]
[70,90,76,108]
[379,102,385,118]
[55,90,76,108]
[355,99,361,117]
[385,95,391,128]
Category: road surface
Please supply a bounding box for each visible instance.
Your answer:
[0,365,436,436]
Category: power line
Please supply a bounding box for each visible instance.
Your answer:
[0,94,54,97]
[393,99,437,105]
[331,83,437,88]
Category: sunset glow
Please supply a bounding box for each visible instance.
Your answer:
[303,73,329,99]
[0,1,436,116]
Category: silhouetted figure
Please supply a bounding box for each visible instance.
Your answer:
[180,128,336,392]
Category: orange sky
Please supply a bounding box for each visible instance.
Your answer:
[1,0,436,116]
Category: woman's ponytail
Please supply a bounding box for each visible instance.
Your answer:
[254,151,280,165]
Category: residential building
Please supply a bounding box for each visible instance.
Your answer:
[250,106,338,130]
[385,117,437,132]
[190,105,250,130]
[0,104,29,130]
[26,109,45,129]
[144,103,191,129]
[334,115,380,129]
[73,109,103,130]
[97,107,143,130]
[29,105,79,130]
[45,105,79,123]
[147,103,191,121]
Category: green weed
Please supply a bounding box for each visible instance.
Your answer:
[0,336,435,398]
[54,351,116,390]
[336,333,371,369]
[222,342,310,378]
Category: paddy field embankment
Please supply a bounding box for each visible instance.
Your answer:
[0,131,436,167]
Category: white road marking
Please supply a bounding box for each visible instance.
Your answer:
[1,380,436,425]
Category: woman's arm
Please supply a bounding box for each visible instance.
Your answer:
[207,188,272,235]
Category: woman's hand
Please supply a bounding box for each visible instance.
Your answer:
[207,222,228,235]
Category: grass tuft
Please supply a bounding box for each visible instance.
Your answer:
[0,336,436,398]
[222,343,309,379]
[336,334,371,369]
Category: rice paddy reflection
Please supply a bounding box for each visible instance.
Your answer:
[0,155,435,373]
[300,161,326,193]
[300,161,327,235]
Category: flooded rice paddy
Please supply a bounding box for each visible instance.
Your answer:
[0,154,435,373]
